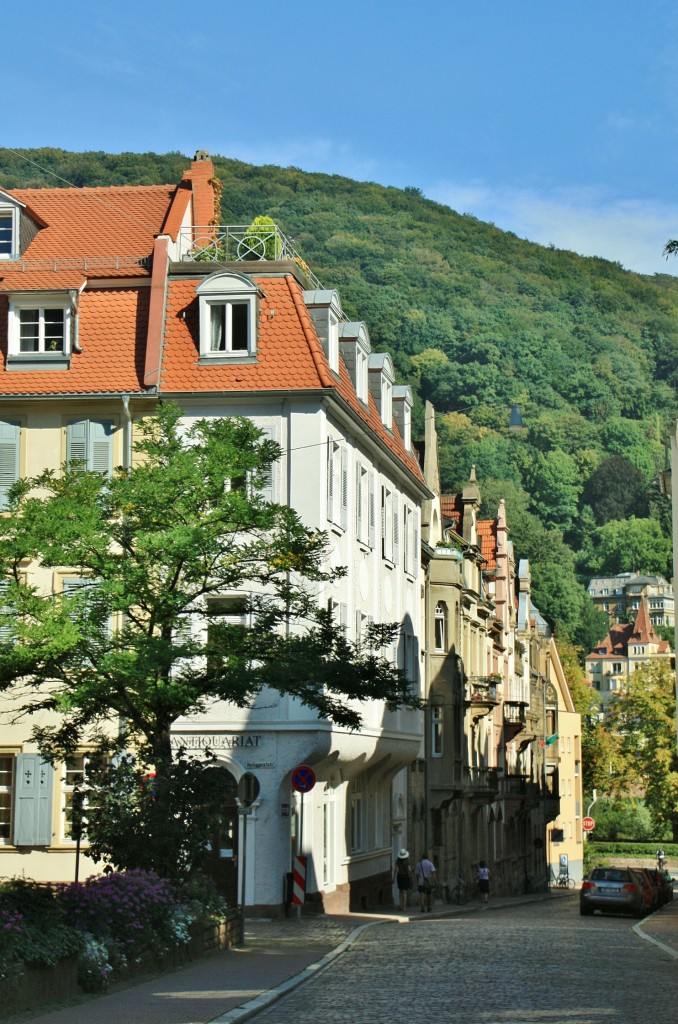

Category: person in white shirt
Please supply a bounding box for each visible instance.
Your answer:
[478,860,491,903]
[415,854,437,912]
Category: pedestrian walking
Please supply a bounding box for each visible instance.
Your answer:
[657,848,666,869]
[477,860,491,903]
[393,848,413,911]
[415,853,437,912]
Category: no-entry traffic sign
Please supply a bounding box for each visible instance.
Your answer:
[582,816,595,831]
[291,764,316,793]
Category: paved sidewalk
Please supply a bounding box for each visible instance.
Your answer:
[10,891,678,1024]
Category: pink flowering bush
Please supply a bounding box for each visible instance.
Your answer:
[59,870,180,962]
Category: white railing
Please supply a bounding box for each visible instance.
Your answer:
[178,225,324,289]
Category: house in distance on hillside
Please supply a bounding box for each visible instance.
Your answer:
[587,572,674,630]
[585,599,673,713]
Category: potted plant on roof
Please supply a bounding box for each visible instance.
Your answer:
[238,215,282,261]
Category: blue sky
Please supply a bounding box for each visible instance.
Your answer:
[6,0,678,275]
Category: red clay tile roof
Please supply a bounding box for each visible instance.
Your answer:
[477,519,497,570]
[440,494,462,530]
[0,286,149,395]
[586,599,672,659]
[5,185,177,280]
[160,272,424,485]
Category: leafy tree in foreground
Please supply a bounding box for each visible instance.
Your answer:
[0,405,415,877]
[606,661,678,840]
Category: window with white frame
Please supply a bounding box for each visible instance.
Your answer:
[196,272,257,358]
[355,462,375,547]
[322,798,335,884]
[60,754,95,843]
[612,661,622,674]
[8,295,71,358]
[431,704,443,757]
[434,602,447,651]
[328,313,339,373]
[0,755,14,844]
[381,486,394,561]
[349,778,365,852]
[0,202,18,259]
[327,598,347,632]
[326,437,348,529]
[403,504,418,577]
[355,346,368,403]
[66,419,114,476]
[355,608,370,649]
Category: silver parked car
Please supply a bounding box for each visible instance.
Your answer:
[580,866,646,917]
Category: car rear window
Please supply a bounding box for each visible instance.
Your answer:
[590,868,632,882]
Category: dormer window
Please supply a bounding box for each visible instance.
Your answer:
[339,322,371,404]
[7,293,72,367]
[196,271,258,361]
[0,210,13,257]
[368,353,394,428]
[0,195,21,260]
[302,289,343,374]
[392,386,413,451]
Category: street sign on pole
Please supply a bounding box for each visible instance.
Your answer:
[291,764,316,793]
[582,816,595,831]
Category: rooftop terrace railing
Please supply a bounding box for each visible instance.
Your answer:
[178,225,324,290]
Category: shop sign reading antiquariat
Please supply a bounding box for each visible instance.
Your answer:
[170,733,275,769]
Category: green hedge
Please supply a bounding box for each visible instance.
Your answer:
[585,841,678,859]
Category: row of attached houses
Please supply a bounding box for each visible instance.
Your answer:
[0,152,582,910]
[414,407,583,890]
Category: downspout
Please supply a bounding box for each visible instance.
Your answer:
[121,394,132,472]
[69,285,86,353]
[284,397,292,637]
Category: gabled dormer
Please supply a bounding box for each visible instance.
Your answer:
[302,289,343,374]
[5,288,80,369]
[0,192,24,260]
[368,352,394,428]
[339,322,371,403]
[392,385,413,451]
[195,271,260,361]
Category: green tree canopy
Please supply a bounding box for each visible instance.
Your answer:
[606,661,678,838]
[585,516,672,577]
[581,455,650,525]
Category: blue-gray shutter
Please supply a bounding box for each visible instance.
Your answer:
[0,420,20,511]
[66,420,88,468]
[0,578,12,642]
[67,420,113,475]
[90,420,113,476]
[13,754,54,846]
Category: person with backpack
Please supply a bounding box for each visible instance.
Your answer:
[415,853,437,912]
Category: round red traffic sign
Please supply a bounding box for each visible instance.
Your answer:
[291,764,316,793]
[582,816,595,831]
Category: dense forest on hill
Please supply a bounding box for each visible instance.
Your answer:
[2,147,676,652]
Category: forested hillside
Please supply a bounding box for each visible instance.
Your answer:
[2,147,676,651]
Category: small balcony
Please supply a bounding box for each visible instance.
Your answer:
[465,675,501,722]
[503,700,527,737]
[463,766,499,800]
[177,224,324,289]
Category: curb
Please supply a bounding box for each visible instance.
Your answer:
[207,919,398,1024]
[633,912,678,961]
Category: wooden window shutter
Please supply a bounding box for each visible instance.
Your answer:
[13,754,54,846]
[326,439,334,522]
[0,420,20,511]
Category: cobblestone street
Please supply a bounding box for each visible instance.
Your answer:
[251,899,677,1024]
